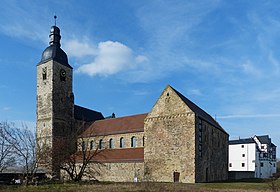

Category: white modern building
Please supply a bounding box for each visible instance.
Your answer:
[229,135,277,179]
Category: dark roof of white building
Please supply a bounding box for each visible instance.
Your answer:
[229,138,255,145]
[229,135,276,147]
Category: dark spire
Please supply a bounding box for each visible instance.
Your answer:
[38,17,72,68]
[49,26,61,47]
[48,15,61,47]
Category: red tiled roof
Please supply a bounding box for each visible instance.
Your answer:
[79,113,147,137]
[74,147,144,163]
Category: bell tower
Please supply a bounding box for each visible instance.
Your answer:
[36,19,74,177]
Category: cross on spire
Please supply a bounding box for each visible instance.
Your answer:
[54,15,57,26]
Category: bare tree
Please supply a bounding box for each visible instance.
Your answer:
[57,132,105,182]
[2,122,40,185]
[0,122,15,173]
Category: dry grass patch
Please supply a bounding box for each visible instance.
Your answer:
[0,179,279,192]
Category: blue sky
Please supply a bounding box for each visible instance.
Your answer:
[0,0,280,156]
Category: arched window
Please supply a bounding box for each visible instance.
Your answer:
[90,140,94,150]
[131,136,136,148]
[82,141,86,151]
[109,138,114,149]
[120,137,124,148]
[99,139,103,149]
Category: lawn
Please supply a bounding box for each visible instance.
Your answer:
[0,179,278,192]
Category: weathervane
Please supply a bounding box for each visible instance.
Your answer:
[54,15,57,26]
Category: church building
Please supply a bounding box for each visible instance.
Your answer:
[36,23,229,183]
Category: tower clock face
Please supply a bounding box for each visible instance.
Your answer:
[60,69,66,77]
[60,69,66,81]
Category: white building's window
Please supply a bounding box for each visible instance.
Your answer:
[241,145,244,148]
[242,163,245,167]
[229,163,232,167]
[109,138,114,149]
[131,136,136,148]
[242,154,245,157]
[120,137,124,148]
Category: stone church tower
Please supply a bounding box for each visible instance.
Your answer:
[36,24,74,176]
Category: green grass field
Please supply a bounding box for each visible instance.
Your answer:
[0,179,279,192]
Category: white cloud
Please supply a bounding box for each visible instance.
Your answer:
[182,57,221,74]
[133,90,150,96]
[76,41,147,77]
[241,60,262,77]
[268,52,280,74]
[218,113,280,119]
[135,55,149,64]
[187,89,202,96]
[0,1,48,43]
[2,107,11,111]
[254,88,280,102]
[64,39,97,58]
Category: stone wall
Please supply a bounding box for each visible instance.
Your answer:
[143,85,228,183]
[144,86,196,183]
[36,60,74,175]
[78,132,144,151]
[36,61,55,171]
[62,162,144,182]
[195,117,228,182]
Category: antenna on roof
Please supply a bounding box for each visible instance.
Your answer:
[54,14,57,26]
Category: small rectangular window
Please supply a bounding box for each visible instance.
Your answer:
[241,145,244,148]
[42,67,47,80]
[99,139,103,149]
[229,163,232,167]
[260,162,264,167]
[90,141,94,150]
[199,144,202,157]
[242,154,245,157]
[120,137,124,148]
[82,141,86,151]
[131,136,136,148]
[109,138,114,149]
[242,163,245,167]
